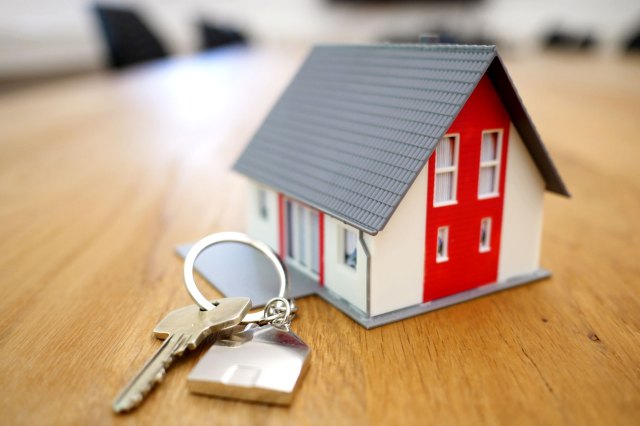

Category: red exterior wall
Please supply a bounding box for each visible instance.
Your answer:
[423,75,511,302]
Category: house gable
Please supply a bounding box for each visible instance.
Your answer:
[424,74,511,301]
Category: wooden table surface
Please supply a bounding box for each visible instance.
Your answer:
[1,47,639,425]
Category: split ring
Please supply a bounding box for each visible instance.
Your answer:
[183,232,289,311]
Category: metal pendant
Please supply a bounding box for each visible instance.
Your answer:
[187,324,310,405]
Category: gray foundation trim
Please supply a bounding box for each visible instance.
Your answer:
[177,244,549,328]
[345,269,551,329]
[278,266,550,328]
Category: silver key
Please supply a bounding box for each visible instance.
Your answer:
[112,297,251,413]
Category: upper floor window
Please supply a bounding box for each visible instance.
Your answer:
[257,188,268,219]
[434,135,459,206]
[478,131,502,198]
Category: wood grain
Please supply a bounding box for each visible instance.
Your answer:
[0,47,638,425]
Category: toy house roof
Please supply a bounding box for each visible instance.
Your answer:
[234,44,569,235]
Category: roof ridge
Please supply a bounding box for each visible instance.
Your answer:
[314,43,497,52]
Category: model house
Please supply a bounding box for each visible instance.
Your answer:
[233,43,569,328]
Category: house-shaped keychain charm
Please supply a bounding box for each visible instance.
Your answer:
[229,42,569,328]
[188,324,310,405]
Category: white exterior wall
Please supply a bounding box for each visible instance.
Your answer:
[246,181,279,251]
[498,124,546,281]
[323,217,370,313]
[247,124,546,317]
[368,167,428,316]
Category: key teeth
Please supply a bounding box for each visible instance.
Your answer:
[114,393,142,413]
[131,394,142,407]
[113,366,168,414]
[116,349,180,413]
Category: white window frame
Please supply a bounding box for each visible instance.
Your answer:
[436,226,449,263]
[479,217,492,252]
[478,129,503,199]
[340,225,358,271]
[433,134,460,207]
[284,198,319,278]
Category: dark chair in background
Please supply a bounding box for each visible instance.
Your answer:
[198,20,247,51]
[94,4,168,69]
[624,24,640,53]
[543,28,597,52]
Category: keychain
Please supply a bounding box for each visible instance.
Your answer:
[112,232,310,413]
[183,233,310,405]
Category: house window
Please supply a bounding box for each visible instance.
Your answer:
[478,131,502,197]
[310,211,320,274]
[434,135,459,205]
[257,188,268,219]
[343,227,357,269]
[479,217,492,252]
[297,204,306,266]
[285,200,294,258]
[436,226,449,262]
[284,198,321,277]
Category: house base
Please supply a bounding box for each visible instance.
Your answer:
[177,243,550,328]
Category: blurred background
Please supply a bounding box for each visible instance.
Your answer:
[1,0,640,92]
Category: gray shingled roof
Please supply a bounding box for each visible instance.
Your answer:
[234,44,568,235]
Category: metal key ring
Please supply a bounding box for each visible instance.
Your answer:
[183,232,289,312]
